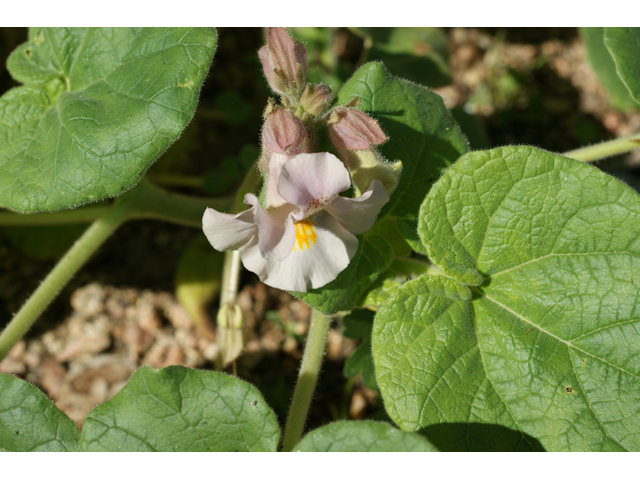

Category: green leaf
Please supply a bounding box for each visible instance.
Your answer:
[357,28,452,88]
[342,309,377,390]
[293,234,393,315]
[78,366,280,452]
[336,62,468,242]
[359,257,435,309]
[373,146,640,451]
[604,27,640,106]
[580,27,637,111]
[295,420,438,452]
[0,374,80,452]
[0,27,217,213]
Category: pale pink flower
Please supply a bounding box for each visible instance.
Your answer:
[202,152,389,292]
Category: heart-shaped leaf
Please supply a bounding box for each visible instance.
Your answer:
[604,27,640,105]
[294,420,437,452]
[78,366,280,452]
[0,27,216,212]
[0,374,80,452]
[373,146,640,451]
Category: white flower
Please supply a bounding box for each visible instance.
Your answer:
[202,152,389,292]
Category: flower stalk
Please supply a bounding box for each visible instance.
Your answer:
[281,308,331,452]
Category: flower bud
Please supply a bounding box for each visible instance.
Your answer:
[327,107,400,196]
[327,107,388,150]
[258,27,308,97]
[262,107,306,155]
[300,84,332,117]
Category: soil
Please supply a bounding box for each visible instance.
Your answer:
[1,27,639,434]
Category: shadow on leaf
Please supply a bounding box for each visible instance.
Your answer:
[421,422,545,452]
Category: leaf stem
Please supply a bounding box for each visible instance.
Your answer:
[0,204,112,226]
[0,181,232,228]
[563,133,640,162]
[0,197,132,361]
[281,309,331,452]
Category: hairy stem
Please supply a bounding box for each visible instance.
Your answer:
[0,183,231,228]
[281,309,331,452]
[129,179,231,227]
[564,133,640,162]
[0,204,112,226]
[0,199,132,361]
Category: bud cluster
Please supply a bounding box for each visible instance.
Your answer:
[258,27,402,204]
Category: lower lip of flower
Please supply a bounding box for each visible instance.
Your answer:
[293,219,317,251]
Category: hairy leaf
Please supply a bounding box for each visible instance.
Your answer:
[78,366,279,452]
[295,420,437,452]
[373,146,640,451]
[0,374,80,452]
[0,27,216,212]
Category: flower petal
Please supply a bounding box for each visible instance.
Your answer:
[244,195,296,262]
[202,206,257,252]
[325,179,389,234]
[264,153,292,209]
[277,152,351,216]
[241,210,357,292]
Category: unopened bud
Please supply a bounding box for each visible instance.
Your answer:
[262,107,306,154]
[300,84,332,117]
[327,107,388,151]
[258,27,308,97]
[327,108,400,196]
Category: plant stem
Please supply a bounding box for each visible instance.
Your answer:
[564,133,640,162]
[129,180,231,227]
[281,309,331,452]
[0,181,232,228]
[0,199,132,361]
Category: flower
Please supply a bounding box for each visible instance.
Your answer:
[202,152,389,292]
